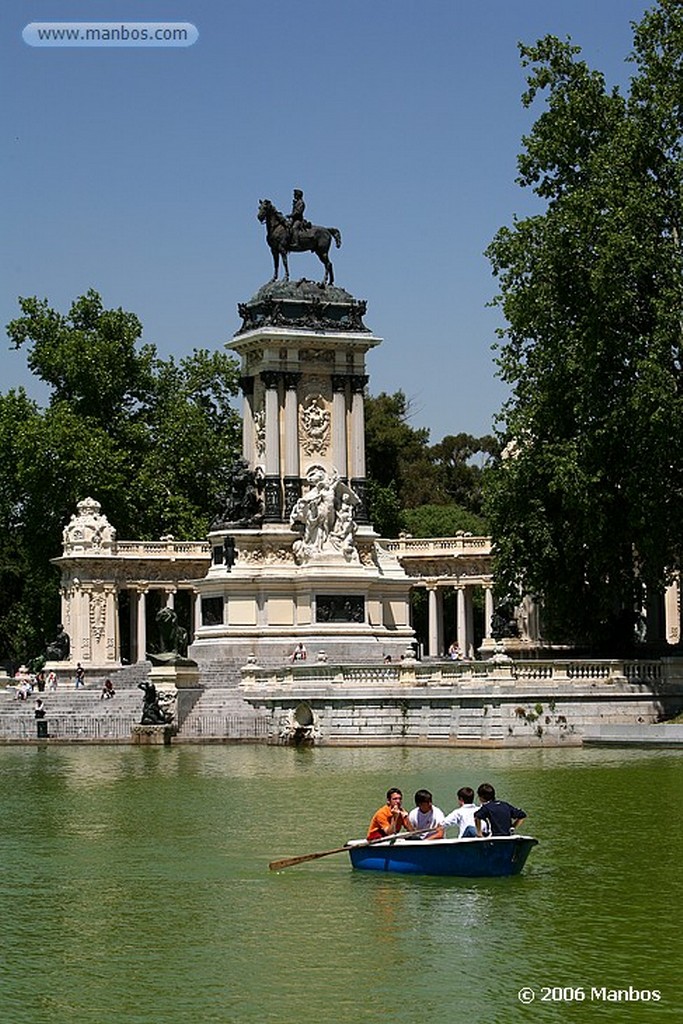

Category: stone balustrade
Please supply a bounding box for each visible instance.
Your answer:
[114,541,210,557]
[240,657,666,690]
[382,535,491,556]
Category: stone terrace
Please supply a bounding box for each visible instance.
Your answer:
[0,659,268,743]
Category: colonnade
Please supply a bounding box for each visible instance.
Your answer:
[239,368,369,522]
[414,582,496,657]
[53,498,683,669]
[124,585,202,664]
[60,581,203,667]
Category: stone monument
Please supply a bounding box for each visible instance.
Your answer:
[145,608,201,731]
[189,194,414,668]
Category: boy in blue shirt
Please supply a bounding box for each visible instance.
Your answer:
[474,782,526,836]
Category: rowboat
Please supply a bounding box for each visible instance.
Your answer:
[345,834,538,877]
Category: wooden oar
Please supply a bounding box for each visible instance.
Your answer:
[268,827,438,871]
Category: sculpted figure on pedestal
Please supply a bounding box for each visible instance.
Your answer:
[257,194,342,286]
[138,680,170,725]
[290,465,360,564]
[146,608,195,667]
[213,458,265,528]
[45,624,70,661]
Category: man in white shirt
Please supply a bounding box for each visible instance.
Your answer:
[441,786,482,838]
[407,789,445,840]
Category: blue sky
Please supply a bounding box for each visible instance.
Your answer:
[2,0,652,441]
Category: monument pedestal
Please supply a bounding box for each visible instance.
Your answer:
[148,662,202,729]
[190,281,415,670]
[192,525,413,668]
[131,724,174,745]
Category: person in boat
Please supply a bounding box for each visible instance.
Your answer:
[367,787,411,841]
[441,786,480,838]
[474,783,526,836]
[407,789,445,840]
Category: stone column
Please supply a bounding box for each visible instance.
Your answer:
[60,582,79,665]
[427,586,439,657]
[192,591,201,641]
[331,374,348,480]
[664,576,681,646]
[282,371,302,518]
[239,375,255,467]
[456,585,467,651]
[100,582,119,664]
[261,370,282,521]
[349,373,369,523]
[483,585,494,640]
[129,588,138,664]
[76,586,92,663]
[527,595,541,642]
[465,586,474,658]
[67,580,88,664]
[136,586,148,663]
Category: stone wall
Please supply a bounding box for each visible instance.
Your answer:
[239,656,683,747]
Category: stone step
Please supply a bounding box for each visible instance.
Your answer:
[0,688,141,717]
[176,685,267,740]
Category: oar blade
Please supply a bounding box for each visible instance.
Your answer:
[269,846,348,871]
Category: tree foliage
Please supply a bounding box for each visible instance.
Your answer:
[364,390,495,535]
[484,1,683,649]
[1,291,241,664]
[401,503,487,538]
[430,432,498,514]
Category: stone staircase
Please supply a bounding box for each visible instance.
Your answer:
[1,658,269,743]
[0,682,141,742]
[175,658,269,741]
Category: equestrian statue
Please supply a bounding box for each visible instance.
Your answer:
[257,190,342,286]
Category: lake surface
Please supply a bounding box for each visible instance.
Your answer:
[2,744,681,1023]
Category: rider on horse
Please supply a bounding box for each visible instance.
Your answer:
[288,189,311,246]
[258,193,342,286]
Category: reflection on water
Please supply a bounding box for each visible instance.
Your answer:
[1,744,681,1023]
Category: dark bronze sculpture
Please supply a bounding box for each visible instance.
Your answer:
[138,680,169,725]
[258,194,342,286]
[146,607,195,666]
[491,608,520,641]
[45,625,70,661]
[157,607,188,656]
[213,458,264,528]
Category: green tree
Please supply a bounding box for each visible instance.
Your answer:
[7,290,155,428]
[429,432,498,514]
[0,390,60,661]
[401,503,487,538]
[364,392,493,535]
[364,391,435,506]
[484,0,683,650]
[1,292,242,663]
[364,390,437,534]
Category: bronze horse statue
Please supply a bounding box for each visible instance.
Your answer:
[257,199,342,286]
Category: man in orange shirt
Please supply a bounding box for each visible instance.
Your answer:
[367,788,412,841]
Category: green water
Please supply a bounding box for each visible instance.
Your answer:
[1,744,681,1024]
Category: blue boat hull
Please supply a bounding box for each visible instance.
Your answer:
[347,835,538,877]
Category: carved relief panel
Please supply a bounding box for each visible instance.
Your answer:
[299,375,331,458]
